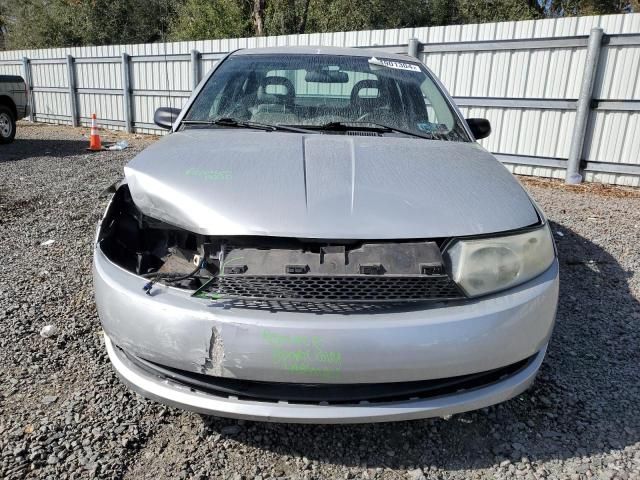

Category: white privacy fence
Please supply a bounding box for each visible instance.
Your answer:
[1,13,640,186]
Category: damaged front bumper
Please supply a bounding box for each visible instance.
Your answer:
[94,241,559,422]
[105,333,547,423]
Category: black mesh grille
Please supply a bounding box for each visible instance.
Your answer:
[202,275,464,303]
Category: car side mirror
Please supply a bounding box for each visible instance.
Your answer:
[466,118,491,140]
[154,107,181,130]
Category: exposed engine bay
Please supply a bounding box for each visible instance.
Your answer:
[98,185,464,303]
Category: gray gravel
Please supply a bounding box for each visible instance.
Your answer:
[1,122,639,480]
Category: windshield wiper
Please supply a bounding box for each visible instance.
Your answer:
[181,118,313,133]
[181,118,274,131]
[313,121,436,140]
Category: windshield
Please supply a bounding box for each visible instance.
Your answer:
[184,54,470,141]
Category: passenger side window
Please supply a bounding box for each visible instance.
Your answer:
[419,77,455,132]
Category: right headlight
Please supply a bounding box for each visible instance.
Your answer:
[444,223,556,297]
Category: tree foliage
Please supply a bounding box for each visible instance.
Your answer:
[0,1,7,49]
[0,0,636,50]
[6,0,82,49]
[264,0,310,35]
[169,0,248,41]
[542,0,626,16]
[304,0,431,33]
[5,0,178,49]
[456,0,540,23]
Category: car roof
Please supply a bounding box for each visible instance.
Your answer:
[232,46,416,62]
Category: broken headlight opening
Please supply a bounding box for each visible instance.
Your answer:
[97,185,467,304]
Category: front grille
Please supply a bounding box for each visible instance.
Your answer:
[199,274,464,303]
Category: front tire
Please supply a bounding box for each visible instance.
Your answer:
[0,106,16,144]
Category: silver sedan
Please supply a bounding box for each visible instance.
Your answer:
[93,47,558,423]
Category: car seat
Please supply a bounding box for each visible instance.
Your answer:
[251,76,298,125]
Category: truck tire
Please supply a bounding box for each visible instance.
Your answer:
[0,105,16,144]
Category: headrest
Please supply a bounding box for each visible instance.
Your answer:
[257,76,295,104]
[350,79,381,104]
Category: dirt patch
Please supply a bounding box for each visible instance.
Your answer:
[518,175,640,198]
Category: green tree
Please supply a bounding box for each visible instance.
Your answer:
[76,0,179,45]
[428,0,460,25]
[169,0,249,40]
[5,0,82,49]
[526,0,639,15]
[456,0,540,23]
[305,0,430,32]
[5,0,178,49]
[264,0,310,35]
[1,0,637,50]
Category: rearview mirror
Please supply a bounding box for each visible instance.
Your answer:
[154,107,181,130]
[466,118,491,140]
[305,70,349,83]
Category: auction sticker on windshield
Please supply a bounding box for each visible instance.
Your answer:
[368,57,421,72]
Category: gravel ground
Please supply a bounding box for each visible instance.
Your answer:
[1,122,639,480]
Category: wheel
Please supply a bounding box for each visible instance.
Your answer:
[0,106,16,144]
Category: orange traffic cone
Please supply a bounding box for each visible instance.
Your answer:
[88,113,102,151]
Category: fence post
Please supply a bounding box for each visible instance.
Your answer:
[22,57,34,122]
[121,53,133,133]
[408,38,421,59]
[565,28,604,185]
[66,55,79,127]
[191,49,201,91]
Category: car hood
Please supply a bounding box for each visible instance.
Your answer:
[124,129,538,239]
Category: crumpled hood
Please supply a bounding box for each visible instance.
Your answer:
[124,129,538,239]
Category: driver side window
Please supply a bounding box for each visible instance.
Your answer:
[193,72,257,121]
